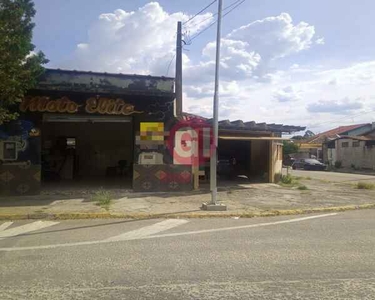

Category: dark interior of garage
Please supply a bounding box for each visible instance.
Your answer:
[41,116,134,188]
[217,138,269,182]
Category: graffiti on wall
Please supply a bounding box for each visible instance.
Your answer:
[0,120,40,166]
[19,96,144,116]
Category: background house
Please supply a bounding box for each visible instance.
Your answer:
[324,127,375,170]
[294,124,374,161]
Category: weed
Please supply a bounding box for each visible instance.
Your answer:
[297,185,308,190]
[92,189,112,210]
[334,161,342,169]
[281,174,294,185]
[357,182,375,190]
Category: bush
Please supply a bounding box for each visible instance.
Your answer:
[357,182,375,190]
[297,185,308,190]
[334,161,342,169]
[281,174,293,184]
[92,189,112,210]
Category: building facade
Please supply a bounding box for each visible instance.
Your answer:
[0,69,304,196]
[325,133,375,170]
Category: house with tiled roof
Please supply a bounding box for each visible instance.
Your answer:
[294,123,374,160]
[307,124,373,144]
[324,126,375,170]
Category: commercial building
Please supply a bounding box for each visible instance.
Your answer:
[0,69,304,195]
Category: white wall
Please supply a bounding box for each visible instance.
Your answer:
[335,139,375,170]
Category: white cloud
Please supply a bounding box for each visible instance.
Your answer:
[273,86,301,102]
[316,37,325,45]
[184,12,318,83]
[64,2,213,74]
[307,98,364,114]
[56,3,375,131]
[227,13,317,60]
[200,39,261,79]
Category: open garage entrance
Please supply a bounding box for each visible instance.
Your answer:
[41,114,134,189]
[218,138,270,182]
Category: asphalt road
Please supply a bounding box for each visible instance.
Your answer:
[1,210,375,299]
[290,169,375,183]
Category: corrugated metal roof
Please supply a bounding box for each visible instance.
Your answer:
[181,113,305,133]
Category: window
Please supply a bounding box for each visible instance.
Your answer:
[352,141,360,147]
[342,142,349,148]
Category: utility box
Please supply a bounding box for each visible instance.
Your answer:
[0,141,18,163]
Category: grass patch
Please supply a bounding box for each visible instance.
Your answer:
[280,174,294,185]
[356,182,375,190]
[92,189,112,210]
[293,176,312,181]
[297,185,308,190]
[279,174,301,187]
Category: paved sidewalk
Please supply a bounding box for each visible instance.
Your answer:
[1,177,375,219]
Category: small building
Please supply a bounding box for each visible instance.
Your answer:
[0,69,304,196]
[324,129,375,170]
[296,123,374,161]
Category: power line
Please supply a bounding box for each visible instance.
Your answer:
[166,53,176,76]
[189,0,246,42]
[222,0,246,19]
[183,0,217,25]
[184,0,243,30]
[189,20,217,42]
[308,108,375,129]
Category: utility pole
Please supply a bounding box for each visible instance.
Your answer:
[175,21,183,117]
[203,0,227,211]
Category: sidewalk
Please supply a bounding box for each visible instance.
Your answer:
[1,176,375,219]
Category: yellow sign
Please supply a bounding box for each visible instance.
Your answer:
[20,96,144,116]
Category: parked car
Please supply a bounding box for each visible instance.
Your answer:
[292,158,326,171]
[217,156,237,179]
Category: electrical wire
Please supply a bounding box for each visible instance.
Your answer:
[189,0,246,42]
[183,0,217,25]
[308,108,375,129]
[168,0,246,76]
[184,0,243,30]
[166,53,176,76]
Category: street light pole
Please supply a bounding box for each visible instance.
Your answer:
[205,0,226,211]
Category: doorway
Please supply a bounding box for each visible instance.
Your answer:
[41,114,134,189]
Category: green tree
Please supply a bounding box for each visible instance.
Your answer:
[283,140,299,156]
[0,0,48,125]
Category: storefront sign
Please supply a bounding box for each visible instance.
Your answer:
[20,96,143,115]
[85,97,142,115]
[20,96,80,113]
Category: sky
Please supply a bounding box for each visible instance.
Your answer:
[32,0,375,134]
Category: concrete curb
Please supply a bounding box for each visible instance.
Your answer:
[0,203,375,220]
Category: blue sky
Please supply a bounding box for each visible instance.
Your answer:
[32,0,375,133]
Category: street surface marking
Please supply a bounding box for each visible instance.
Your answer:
[0,222,13,232]
[146,213,338,240]
[0,221,59,240]
[0,213,337,252]
[105,219,189,241]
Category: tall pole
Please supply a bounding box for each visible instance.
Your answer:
[210,0,222,205]
[175,21,183,117]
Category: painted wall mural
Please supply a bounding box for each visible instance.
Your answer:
[133,164,192,192]
[0,120,41,195]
